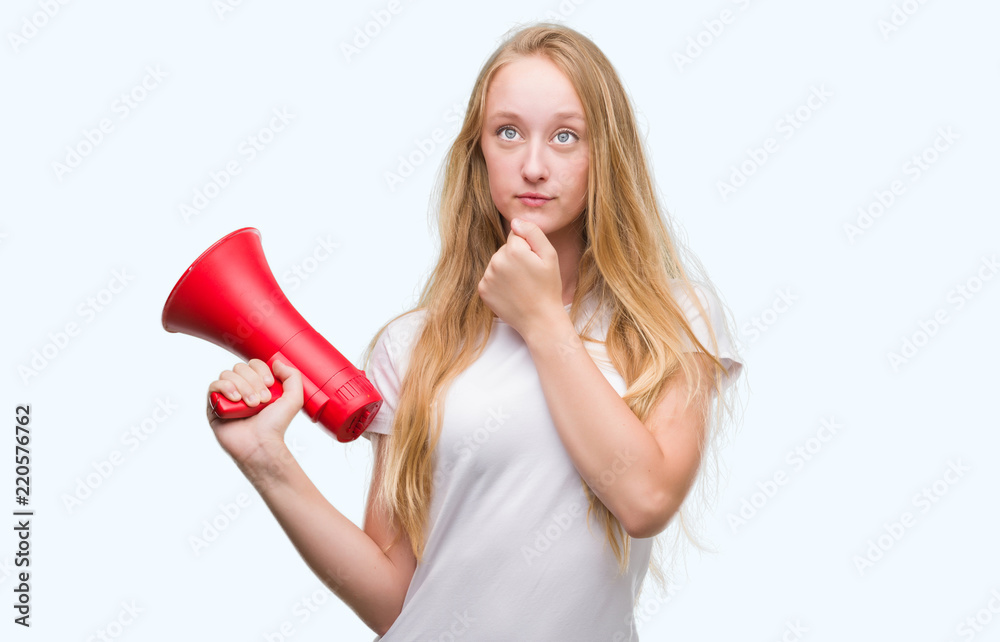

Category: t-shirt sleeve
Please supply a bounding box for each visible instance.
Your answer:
[361,327,400,440]
[672,282,744,392]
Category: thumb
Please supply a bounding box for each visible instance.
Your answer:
[511,218,552,257]
[270,359,305,413]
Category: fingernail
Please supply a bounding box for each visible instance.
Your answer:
[247,393,259,405]
[260,388,271,402]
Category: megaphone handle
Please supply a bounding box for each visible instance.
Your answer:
[207,350,329,420]
[210,380,285,419]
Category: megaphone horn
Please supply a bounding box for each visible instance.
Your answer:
[161,227,381,443]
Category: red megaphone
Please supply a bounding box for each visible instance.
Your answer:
[161,227,381,443]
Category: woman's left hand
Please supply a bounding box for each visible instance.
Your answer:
[478,218,565,339]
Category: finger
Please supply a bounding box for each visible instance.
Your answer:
[511,218,553,259]
[269,359,304,416]
[501,237,528,263]
[208,377,242,402]
[247,358,276,401]
[223,365,263,406]
[248,358,275,385]
[217,371,257,406]
[233,361,266,390]
[271,358,301,393]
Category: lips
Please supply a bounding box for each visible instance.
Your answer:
[517,194,551,207]
[517,193,552,208]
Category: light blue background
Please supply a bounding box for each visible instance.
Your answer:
[2,0,998,640]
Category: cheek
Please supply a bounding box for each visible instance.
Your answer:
[490,158,518,192]
[482,148,511,208]
[573,154,589,185]
[558,157,589,193]
[481,148,499,187]
[567,158,589,209]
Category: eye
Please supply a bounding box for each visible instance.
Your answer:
[494,126,581,144]
[496,125,520,141]
[554,129,579,144]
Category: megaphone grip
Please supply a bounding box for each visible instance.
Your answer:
[211,380,285,418]
[208,348,327,420]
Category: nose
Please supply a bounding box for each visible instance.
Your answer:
[521,139,549,183]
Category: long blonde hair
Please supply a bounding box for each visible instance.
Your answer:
[360,21,745,608]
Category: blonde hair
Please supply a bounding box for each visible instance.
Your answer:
[360,21,745,611]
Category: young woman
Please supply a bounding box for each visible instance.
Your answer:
[207,22,744,641]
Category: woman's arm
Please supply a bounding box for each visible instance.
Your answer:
[208,359,417,636]
[244,436,417,636]
[521,316,716,540]
[478,219,718,539]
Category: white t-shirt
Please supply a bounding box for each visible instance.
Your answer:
[362,281,743,642]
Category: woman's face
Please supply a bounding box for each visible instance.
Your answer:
[479,54,589,239]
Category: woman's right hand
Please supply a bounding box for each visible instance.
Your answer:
[206,358,304,472]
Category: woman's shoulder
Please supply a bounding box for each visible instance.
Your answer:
[383,306,429,334]
[373,307,430,360]
[582,279,719,325]
[666,278,739,359]
[667,278,732,327]
[667,277,713,303]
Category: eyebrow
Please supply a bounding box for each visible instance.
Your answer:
[488,109,585,123]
